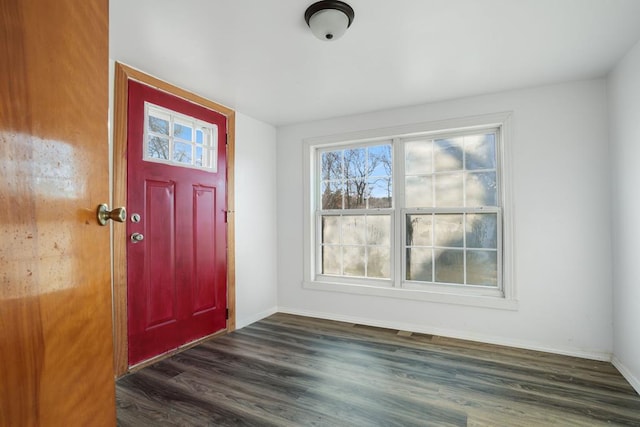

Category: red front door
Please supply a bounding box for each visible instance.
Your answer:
[127,80,227,365]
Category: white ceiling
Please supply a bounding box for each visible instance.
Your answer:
[110,0,640,126]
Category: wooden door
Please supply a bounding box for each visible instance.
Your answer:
[126,80,228,365]
[0,0,115,425]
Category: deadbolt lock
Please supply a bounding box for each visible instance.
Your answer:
[131,232,144,242]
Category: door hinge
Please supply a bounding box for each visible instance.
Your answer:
[224,210,228,223]
[226,308,229,320]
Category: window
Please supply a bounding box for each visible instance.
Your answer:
[144,102,218,171]
[403,131,501,290]
[318,143,393,279]
[304,113,515,309]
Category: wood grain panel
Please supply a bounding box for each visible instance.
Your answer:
[112,63,236,376]
[112,63,130,377]
[117,314,640,426]
[0,0,115,425]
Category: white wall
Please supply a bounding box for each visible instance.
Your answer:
[277,79,613,359]
[235,113,279,328]
[608,39,640,392]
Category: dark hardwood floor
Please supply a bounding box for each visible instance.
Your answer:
[116,313,640,426]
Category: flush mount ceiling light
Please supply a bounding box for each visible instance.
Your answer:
[304,0,355,41]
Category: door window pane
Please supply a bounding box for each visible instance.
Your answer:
[173,121,193,141]
[147,136,169,160]
[144,103,218,171]
[195,146,204,167]
[149,115,169,135]
[173,142,192,165]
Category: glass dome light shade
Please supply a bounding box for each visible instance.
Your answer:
[308,8,350,41]
[304,1,355,42]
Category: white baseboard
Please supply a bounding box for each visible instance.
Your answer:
[236,306,278,330]
[277,306,612,362]
[612,356,640,395]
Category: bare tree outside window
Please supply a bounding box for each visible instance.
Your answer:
[148,116,170,159]
[321,151,343,209]
[321,144,392,210]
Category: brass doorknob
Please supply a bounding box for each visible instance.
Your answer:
[97,204,127,226]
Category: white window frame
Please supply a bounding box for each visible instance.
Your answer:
[315,140,395,285]
[144,102,219,172]
[303,112,517,310]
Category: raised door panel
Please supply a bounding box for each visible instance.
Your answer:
[193,185,217,314]
[145,180,177,328]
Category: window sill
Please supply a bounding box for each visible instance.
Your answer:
[303,280,519,311]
